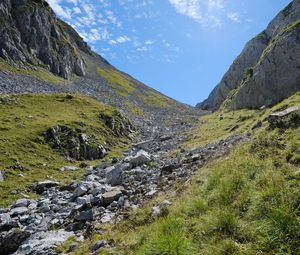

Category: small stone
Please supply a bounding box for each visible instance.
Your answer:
[161,164,177,174]
[75,210,94,221]
[152,200,172,217]
[145,190,157,198]
[39,204,51,213]
[90,240,106,251]
[73,185,88,198]
[0,171,5,182]
[60,166,80,171]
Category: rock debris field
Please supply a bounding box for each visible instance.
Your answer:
[0,121,248,254]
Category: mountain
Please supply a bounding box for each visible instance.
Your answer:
[197,0,300,111]
[0,0,195,125]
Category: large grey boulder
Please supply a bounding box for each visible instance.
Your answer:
[33,180,59,194]
[197,0,300,110]
[14,230,74,255]
[13,199,30,208]
[105,166,122,186]
[268,106,300,129]
[129,150,151,166]
[73,185,88,198]
[0,228,30,255]
[102,190,123,206]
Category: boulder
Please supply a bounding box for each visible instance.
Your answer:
[15,230,74,255]
[33,180,59,194]
[73,185,88,198]
[102,190,123,206]
[130,150,151,166]
[268,106,300,129]
[105,166,122,186]
[75,209,94,221]
[0,228,30,255]
[13,199,30,208]
[10,207,29,217]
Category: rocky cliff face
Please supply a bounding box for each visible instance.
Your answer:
[0,0,91,79]
[197,0,300,110]
[0,0,196,123]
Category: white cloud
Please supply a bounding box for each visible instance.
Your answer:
[227,12,240,22]
[116,35,131,43]
[136,46,149,52]
[169,0,238,28]
[109,36,131,45]
[47,0,72,20]
[73,6,81,14]
[145,40,154,45]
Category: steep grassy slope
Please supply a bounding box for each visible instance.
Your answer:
[71,93,300,254]
[0,93,132,206]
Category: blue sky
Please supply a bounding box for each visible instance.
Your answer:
[48,0,291,106]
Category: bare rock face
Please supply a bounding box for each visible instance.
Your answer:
[45,125,107,161]
[197,0,300,111]
[0,0,90,79]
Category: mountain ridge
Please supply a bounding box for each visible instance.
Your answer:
[197,0,300,111]
[0,0,196,124]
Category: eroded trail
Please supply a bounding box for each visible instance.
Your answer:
[0,118,249,254]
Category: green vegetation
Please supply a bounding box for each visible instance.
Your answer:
[97,67,172,109]
[0,58,69,84]
[0,93,131,206]
[140,91,170,108]
[184,108,258,148]
[259,19,300,65]
[72,93,300,254]
[124,100,144,116]
[97,67,135,96]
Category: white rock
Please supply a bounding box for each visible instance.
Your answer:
[60,166,80,171]
[130,150,151,166]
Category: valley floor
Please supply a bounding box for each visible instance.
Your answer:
[0,92,300,255]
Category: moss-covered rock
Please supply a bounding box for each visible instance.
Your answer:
[45,125,107,160]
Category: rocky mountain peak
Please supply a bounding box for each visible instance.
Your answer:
[197,0,300,111]
[0,0,93,79]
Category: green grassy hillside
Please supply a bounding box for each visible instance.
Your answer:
[0,93,132,206]
[72,93,300,255]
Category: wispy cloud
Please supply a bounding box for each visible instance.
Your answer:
[227,12,240,22]
[168,0,240,28]
[47,0,72,20]
[109,35,131,45]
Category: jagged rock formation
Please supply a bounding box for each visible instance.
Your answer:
[197,0,300,110]
[0,0,91,79]
[0,0,196,124]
